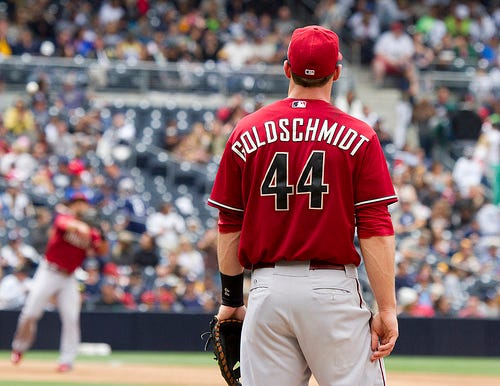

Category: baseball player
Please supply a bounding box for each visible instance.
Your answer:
[10,193,107,372]
[208,25,399,385]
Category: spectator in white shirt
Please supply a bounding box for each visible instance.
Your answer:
[476,203,500,237]
[475,116,500,202]
[452,146,483,198]
[0,136,37,182]
[0,181,35,220]
[0,264,32,310]
[469,4,496,43]
[335,89,364,121]
[96,112,136,164]
[248,31,277,64]
[0,232,40,274]
[98,0,125,27]
[176,236,205,281]
[146,201,186,256]
[217,31,254,67]
[372,21,417,94]
[45,118,76,158]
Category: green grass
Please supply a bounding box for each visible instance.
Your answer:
[7,351,499,375]
[386,355,500,376]
[1,350,215,366]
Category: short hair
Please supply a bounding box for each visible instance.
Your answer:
[291,72,333,88]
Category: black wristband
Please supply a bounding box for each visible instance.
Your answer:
[220,272,244,307]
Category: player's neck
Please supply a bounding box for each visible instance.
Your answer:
[287,83,333,103]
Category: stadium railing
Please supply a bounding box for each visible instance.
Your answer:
[0,55,291,97]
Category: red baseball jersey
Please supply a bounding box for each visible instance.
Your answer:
[45,214,102,273]
[208,98,397,269]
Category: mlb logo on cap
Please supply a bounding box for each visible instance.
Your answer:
[287,25,342,80]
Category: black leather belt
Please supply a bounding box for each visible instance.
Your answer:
[252,260,345,271]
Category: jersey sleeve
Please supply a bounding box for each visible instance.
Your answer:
[354,134,398,208]
[218,208,244,233]
[356,203,395,238]
[207,132,245,213]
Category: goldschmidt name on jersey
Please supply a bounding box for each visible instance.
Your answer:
[231,118,370,161]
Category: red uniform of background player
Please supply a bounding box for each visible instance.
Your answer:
[10,193,107,372]
[209,25,399,386]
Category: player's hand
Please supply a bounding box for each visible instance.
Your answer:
[370,310,398,361]
[216,304,246,321]
[75,221,91,236]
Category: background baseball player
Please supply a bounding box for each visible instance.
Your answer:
[208,25,399,385]
[10,192,107,372]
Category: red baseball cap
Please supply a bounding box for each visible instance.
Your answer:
[68,192,89,203]
[287,25,342,80]
[68,158,86,175]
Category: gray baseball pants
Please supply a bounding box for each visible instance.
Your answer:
[241,260,387,386]
[12,261,81,365]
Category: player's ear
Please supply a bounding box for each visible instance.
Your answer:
[283,59,292,79]
[332,52,343,81]
[332,63,342,81]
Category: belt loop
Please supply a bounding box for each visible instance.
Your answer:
[344,264,358,279]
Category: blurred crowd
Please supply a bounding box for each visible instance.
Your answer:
[0,0,297,66]
[0,0,499,318]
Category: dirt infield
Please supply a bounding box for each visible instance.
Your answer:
[0,359,499,385]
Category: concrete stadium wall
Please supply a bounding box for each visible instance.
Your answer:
[0,311,499,356]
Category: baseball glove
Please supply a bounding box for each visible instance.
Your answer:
[203,316,243,386]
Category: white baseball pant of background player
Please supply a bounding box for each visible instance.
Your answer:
[12,260,81,365]
[241,261,386,386]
